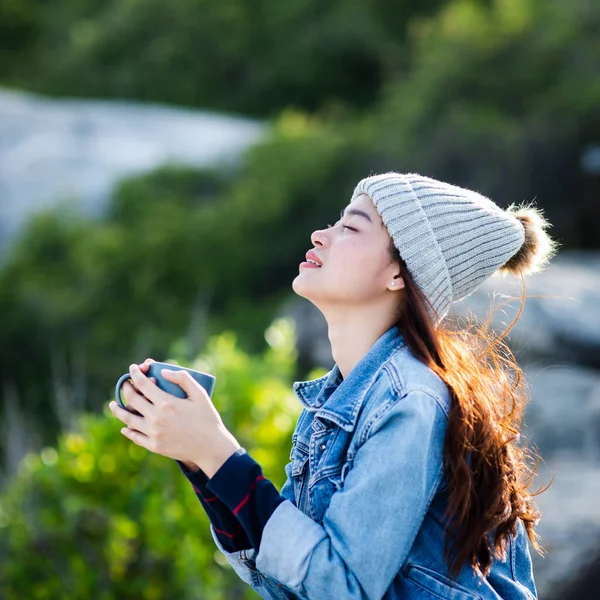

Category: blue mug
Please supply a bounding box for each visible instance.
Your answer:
[115,361,216,411]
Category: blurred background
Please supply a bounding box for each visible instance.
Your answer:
[0,0,599,598]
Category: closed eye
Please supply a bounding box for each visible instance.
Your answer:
[327,223,357,232]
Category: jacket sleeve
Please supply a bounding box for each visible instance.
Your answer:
[254,389,448,600]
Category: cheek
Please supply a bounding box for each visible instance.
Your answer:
[334,243,381,282]
[336,239,364,263]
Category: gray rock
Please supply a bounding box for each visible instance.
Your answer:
[451,251,600,368]
[524,362,600,461]
[0,87,266,253]
[531,456,600,598]
[522,361,600,597]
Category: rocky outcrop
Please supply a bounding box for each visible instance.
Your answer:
[0,87,265,254]
[452,251,600,369]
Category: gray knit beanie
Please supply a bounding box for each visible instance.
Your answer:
[350,172,557,325]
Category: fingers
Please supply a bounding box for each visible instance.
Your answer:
[122,380,156,415]
[120,426,151,450]
[139,358,155,375]
[110,397,147,432]
[128,363,169,406]
[161,369,206,399]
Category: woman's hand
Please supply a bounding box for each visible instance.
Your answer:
[108,360,241,478]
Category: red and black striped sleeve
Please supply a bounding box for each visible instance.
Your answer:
[205,448,286,552]
[176,459,252,552]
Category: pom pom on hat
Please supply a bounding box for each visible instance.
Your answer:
[500,202,559,276]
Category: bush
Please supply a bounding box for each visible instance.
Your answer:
[0,318,322,599]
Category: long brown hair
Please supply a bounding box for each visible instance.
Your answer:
[388,203,559,579]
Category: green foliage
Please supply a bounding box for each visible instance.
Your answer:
[0,0,448,117]
[0,0,43,77]
[0,319,316,599]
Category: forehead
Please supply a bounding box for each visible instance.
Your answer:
[346,193,384,228]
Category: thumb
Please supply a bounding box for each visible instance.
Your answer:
[162,369,209,400]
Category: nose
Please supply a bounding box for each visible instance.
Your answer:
[310,226,328,248]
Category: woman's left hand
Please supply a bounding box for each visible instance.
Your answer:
[108,362,241,478]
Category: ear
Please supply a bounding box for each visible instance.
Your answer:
[388,276,405,291]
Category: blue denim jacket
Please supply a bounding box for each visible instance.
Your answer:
[211,324,538,599]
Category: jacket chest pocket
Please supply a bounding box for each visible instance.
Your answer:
[290,442,310,510]
[290,424,352,522]
[307,426,350,524]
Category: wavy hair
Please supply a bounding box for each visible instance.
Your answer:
[388,203,559,578]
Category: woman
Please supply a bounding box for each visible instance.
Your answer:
[109,172,558,599]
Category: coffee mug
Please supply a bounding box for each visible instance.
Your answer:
[115,362,216,411]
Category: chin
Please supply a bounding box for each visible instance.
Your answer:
[291,275,322,302]
[291,275,308,297]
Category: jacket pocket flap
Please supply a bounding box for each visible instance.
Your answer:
[405,564,481,600]
[291,446,309,476]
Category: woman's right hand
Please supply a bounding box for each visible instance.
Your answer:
[140,358,201,473]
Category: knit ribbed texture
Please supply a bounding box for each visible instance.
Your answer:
[350,173,525,325]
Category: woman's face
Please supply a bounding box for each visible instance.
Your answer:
[292,193,403,308]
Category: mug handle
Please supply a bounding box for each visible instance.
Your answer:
[115,373,132,409]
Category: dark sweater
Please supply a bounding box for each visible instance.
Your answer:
[176,448,285,553]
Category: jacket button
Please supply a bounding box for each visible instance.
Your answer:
[320,443,326,451]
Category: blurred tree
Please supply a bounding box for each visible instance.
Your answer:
[0,0,43,78]
[0,0,448,117]
[367,0,600,244]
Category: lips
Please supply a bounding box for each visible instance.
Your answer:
[305,250,323,266]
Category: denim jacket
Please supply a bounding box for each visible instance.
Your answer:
[211,324,538,599]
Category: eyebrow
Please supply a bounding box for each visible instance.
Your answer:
[340,208,373,223]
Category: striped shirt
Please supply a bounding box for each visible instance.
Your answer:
[176,448,284,552]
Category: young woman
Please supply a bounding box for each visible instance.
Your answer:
[109,172,558,599]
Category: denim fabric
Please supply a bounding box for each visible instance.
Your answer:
[213,324,538,600]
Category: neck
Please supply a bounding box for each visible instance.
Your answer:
[323,308,398,379]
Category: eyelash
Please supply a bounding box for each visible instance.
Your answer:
[327,223,356,232]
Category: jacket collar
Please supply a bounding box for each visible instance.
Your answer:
[292,324,406,431]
